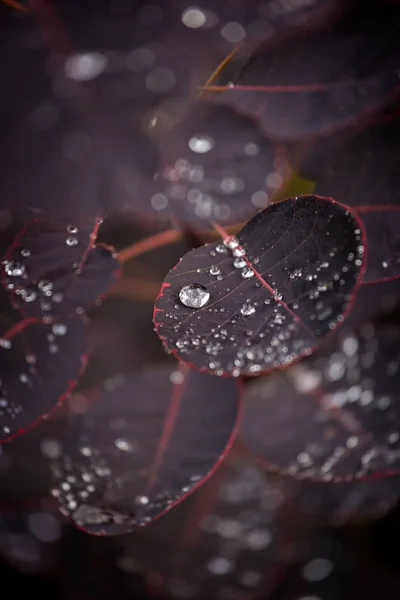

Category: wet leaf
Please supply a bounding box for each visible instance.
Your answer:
[117,458,294,600]
[290,475,400,525]
[313,121,400,283]
[241,320,400,481]
[0,316,87,443]
[148,104,287,229]
[154,195,366,376]
[208,3,400,141]
[49,364,241,535]
[1,217,119,320]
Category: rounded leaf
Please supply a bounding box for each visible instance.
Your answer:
[154,195,366,376]
[1,217,119,319]
[0,317,87,443]
[313,120,400,283]
[148,104,287,229]
[209,3,400,141]
[241,321,400,481]
[49,365,242,535]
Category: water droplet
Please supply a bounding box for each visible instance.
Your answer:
[21,248,31,257]
[234,257,246,269]
[241,267,254,279]
[66,236,78,247]
[223,236,239,250]
[4,261,25,277]
[241,304,256,316]
[188,135,214,154]
[52,323,67,336]
[215,243,227,254]
[23,289,37,302]
[115,438,134,452]
[209,265,220,276]
[38,280,53,293]
[67,225,79,234]
[135,495,149,506]
[232,247,245,257]
[179,284,210,308]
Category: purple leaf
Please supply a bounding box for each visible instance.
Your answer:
[241,320,400,481]
[207,3,400,141]
[154,195,366,376]
[1,217,119,319]
[49,364,242,535]
[148,104,288,229]
[313,120,400,283]
[0,316,87,443]
[289,475,400,525]
[117,458,295,600]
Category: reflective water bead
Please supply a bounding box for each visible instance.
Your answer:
[52,323,67,336]
[223,236,239,250]
[241,304,256,316]
[232,246,245,257]
[209,265,221,276]
[241,267,254,279]
[179,284,210,308]
[4,261,25,277]
[234,257,246,268]
[66,236,79,247]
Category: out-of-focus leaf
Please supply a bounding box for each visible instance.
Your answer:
[0,316,87,443]
[49,364,242,535]
[241,320,400,481]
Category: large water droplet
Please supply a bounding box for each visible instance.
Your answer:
[179,284,210,308]
[66,236,79,247]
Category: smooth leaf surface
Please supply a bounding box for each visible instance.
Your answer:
[117,458,296,600]
[209,2,400,141]
[154,195,366,376]
[49,364,241,535]
[149,104,287,229]
[312,121,400,283]
[0,316,87,443]
[1,217,119,319]
[241,321,400,481]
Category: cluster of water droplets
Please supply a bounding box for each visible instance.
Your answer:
[0,321,70,438]
[168,235,313,375]
[273,324,400,480]
[116,462,289,599]
[2,223,84,318]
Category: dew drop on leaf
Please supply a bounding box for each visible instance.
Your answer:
[179,284,210,308]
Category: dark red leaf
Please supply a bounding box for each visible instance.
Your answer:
[313,121,400,283]
[356,207,400,283]
[1,217,119,320]
[148,104,288,229]
[0,316,87,443]
[154,195,366,376]
[208,3,400,141]
[49,364,242,535]
[117,457,295,600]
[241,320,400,481]
[289,475,400,525]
